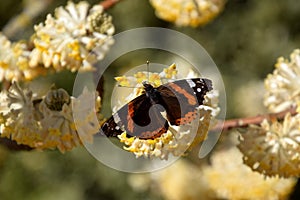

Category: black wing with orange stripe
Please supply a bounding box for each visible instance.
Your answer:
[157,78,212,125]
[100,78,212,139]
[100,93,169,139]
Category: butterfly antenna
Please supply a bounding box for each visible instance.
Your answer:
[117,85,140,88]
[147,60,150,83]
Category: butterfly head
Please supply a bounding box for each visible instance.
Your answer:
[142,81,160,102]
[142,81,154,92]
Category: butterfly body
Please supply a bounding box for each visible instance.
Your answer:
[101,78,212,139]
[143,82,161,104]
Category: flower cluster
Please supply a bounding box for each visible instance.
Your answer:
[29,1,115,72]
[149,0,226,27]
[128,137,296,200]
[0,33,45,82]
[264,49,300,113]
[0,1,114,152]
[203,143,296,200]
[0,82,101,153]
[113,64,219,159]
[0,1,115,83]
[238,49,300,177]
[238,113,300,177]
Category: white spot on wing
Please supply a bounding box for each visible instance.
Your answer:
[113,113,121,123]
[197,88,201,92]
[186,79,196,88]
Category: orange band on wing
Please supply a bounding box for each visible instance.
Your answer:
[168,82,197,105]
[127,102,135,132]
[139,125,168,139]
[175,110,198,125]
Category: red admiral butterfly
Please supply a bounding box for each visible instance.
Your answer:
[101,78,212,139]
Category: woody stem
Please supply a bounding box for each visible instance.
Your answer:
[100,0,122,9]
[210,106,297,133]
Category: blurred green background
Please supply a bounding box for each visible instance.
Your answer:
[0,0,300,199]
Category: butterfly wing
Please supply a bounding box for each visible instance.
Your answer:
[101,78,212,138]
[101,94,169,139]
[157,78,212,126]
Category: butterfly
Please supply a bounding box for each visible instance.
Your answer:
[100,78,213,139]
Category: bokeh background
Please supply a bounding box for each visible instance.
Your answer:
[0,0,300,199]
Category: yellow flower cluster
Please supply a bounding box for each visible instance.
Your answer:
[238,113,300,177]
[265,49,300,112]
[0,1,115,152]
[30,1,114,72]
[149,0,226,27]
[203,145,296,199]
[128,138,296,200]
[238,49,300,177]
[0,83,101,153]
[0,33,46,82]
[0,1,115,83]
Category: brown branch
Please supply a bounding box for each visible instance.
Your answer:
[0,138,32,151]
[100,0,121,10]
[210,106,297,133]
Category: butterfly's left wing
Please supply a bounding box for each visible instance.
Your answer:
[100,114,123,137]
[100,93,169,139]
[157,78,212,126]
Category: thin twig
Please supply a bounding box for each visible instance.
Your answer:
[210,106,297,133]
[2,0,54,38]
[100,0,121,10]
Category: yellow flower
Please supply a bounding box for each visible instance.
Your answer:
[0,33,43,82]
[0,82,102,153]
[163,63,177,79]
[0,82,42,147]
[203,145,297,200]
[114,76,132,87]
[150,159,213,200]
[238,113,300,177]
[134,72,147,83]
[149,0,226,27]
[264,49,300,112]
[29,1,115,72]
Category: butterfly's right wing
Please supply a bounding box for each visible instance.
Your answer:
[157,78,212,126]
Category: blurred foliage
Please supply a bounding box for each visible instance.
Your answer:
[0,0,300,199]
[0,147,159,200]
